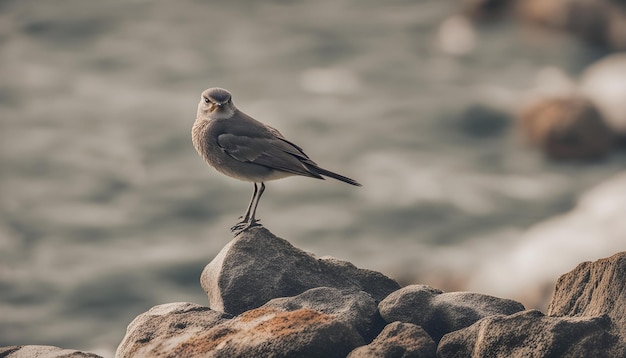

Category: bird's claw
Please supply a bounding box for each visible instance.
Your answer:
[230,219,261,234]
[230,216,248,231]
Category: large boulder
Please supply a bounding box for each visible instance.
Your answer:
[548,252,626,345]
[348,322,437,358]
[378,285,524,342]
[186,307,363,358]
[116,288,380,357]
[201,226,400,315]
[438,310,618,357]
[0,345,103,358]
[116,302,363,358]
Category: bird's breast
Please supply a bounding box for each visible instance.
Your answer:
[192,118,283,182]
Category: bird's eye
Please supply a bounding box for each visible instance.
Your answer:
[204,97,210,104]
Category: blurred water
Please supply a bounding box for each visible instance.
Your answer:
[1,0,625,355]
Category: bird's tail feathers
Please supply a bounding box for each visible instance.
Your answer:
[306,164,362,187]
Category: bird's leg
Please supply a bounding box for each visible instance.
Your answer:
[247,182,265,225]
[231,183,258,231]
[232,182,265,234]
[241,183,258,222]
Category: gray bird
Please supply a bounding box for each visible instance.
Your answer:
[192,87,361,234]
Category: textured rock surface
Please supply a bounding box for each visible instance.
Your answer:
[378,285,524,342]
[117,303,363,357]
[116,290,376,357]
[548,252,626,349]
[201,226,400,315]
[184,307,363,358]
[0,345,103,358]
[438,310,619,357]
[116,302,228,358]
[348,322,436,358]
[263,287,385,342]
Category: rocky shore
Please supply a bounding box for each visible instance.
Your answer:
[3,227,625,357]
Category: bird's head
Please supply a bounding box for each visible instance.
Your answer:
[198,87,236,120]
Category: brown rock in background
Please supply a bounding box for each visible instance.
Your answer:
[518,95,616,159]
[461,0,513,20]
[516,0,626,50]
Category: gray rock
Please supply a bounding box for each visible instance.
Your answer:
[348,322,436,358]
[201,226,400,315]
[116,302,228,358]
[548,252,626,353]
[263,287,385,342]
[438,310,619,357]
[0,345,103,358]
[378,284,524,342]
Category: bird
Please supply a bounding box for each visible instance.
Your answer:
[192,87,361,234]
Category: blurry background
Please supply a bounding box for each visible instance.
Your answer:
[2,0,626,356]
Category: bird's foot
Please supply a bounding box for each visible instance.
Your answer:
[230,215,249,231]
[230,219,261,235]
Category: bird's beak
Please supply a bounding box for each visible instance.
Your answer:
[208,103,221,112]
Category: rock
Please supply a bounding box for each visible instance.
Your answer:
[378,285,524,342]
[190,307,364,358]
[263,287,385,342]
[0,345,103,358]
[116,302,229,358]
[515,0,626,50]
[116,291,373,357]
[462,0,513,20]
[118,303,363,357]
[580,53,626,134]
[518,95,616,159]
[201,226,400,315]
[348,322,437,358]
[116,230,626,356]
[438,310,620,357]
[548,252,626,345]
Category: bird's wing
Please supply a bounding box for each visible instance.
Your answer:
[216,133,322,178]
